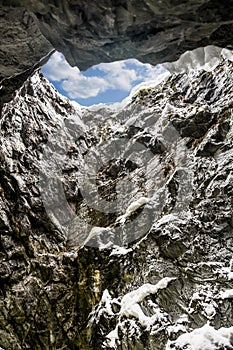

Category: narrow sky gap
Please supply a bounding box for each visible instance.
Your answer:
[42,52,166,106]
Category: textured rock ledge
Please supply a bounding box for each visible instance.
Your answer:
[0,52,232,349]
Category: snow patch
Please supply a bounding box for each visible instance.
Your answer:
[106,328,119,348]
[216,258,233,280]
[105,277,175,348]
[101,290,116,316]
[166,324,233,350]
[70,100,86,112]
[153,213,187,227]
[166,324,187,336]
[82,226,110,247]
[116,196,149,224]
[110,246,133,256]
[163,46,233,74]
[220,289,233,299]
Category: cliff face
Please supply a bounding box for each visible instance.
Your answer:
[1,0,233,106]
[0,51,232,349]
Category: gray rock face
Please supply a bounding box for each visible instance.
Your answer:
[0,54,232,349]
[18,0,233,69]
[0,5,53,108]
[1,0,233,106]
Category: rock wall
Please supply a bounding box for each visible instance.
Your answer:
[0,53,232,349]
[0,1,233,349]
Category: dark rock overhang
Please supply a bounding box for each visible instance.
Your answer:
[1,0,233,107]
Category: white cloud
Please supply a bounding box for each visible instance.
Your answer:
[95,60,138,91]
[62,75,109,99]
[127,59,167,81]
[43,52,166,100]
[43,52,80,81]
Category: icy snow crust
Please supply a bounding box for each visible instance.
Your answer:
[104,277,176,348]
[166,324,233,350]
[163,46,233,74]
[120,277,175,324]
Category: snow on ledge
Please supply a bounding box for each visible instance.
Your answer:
[163,45,233,74]
[220,289,233,299]
[116,196,149,224]
[120,277,175,323]
[166,324,233,350]
[105,277,175,347]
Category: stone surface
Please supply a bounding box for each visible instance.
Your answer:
[0,53,232,349]
[1,0,233,106]
[0,5,53,108]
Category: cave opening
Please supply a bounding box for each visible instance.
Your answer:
[42,51,167,107]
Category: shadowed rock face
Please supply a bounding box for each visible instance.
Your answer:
[0,54,232,349]
[1,0,233,106]
[0,6,53,108]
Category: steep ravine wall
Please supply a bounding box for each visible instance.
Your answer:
[0,1,233,349]
[0,53,232,349]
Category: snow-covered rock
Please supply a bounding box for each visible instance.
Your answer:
[0,51,232,349]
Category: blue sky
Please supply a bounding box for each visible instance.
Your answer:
[42,52,166,106]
